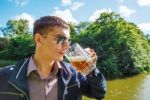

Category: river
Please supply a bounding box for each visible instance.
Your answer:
[83,74,150,100]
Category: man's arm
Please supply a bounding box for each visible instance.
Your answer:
[80,67,106,100]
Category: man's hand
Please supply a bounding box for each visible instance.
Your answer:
[84,48,98,64]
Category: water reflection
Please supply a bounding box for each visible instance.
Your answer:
[104,74,150,100]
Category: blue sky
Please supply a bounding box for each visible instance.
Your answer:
[0,0,150,36]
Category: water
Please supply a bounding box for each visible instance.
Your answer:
[83,74,150,100]
[105,74,150,100]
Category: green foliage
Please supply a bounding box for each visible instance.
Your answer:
[69,22,78,42]
[0,19,34,60]
[0,34,35,60]
[0,37,9,51]
[0,12,150,79]
[1,19,30,37]
[70,12,150,78]
[0,60,17,67]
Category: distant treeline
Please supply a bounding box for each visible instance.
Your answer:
[0,12,150,79]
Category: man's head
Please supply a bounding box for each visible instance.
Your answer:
[33,16,71,61]
[33,16,69,37]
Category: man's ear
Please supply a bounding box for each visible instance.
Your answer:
[34,33,43,46]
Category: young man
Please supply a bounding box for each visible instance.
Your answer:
[0,16,106,100]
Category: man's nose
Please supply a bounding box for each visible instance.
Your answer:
[62,40,70,50]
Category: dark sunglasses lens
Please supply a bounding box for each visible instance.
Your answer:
[57,36,71,45]
[57,36,66,44]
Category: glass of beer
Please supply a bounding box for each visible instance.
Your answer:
[65,43,95,75]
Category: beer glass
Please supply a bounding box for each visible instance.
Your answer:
[65,43,96,75]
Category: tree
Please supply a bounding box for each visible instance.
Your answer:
[0,37,9,51]
[0,34,35,60]
[74,12,150,78]
[1,19,30,37]
[0,19,34,60]
[0,27,7,36]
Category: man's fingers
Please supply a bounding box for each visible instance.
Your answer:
[84,48,98,64]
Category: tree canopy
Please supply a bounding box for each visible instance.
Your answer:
[0,12,150,78]
[70,12,150,78]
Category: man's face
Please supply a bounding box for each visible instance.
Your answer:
[35,27,70,61]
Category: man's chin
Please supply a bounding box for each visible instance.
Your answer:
[57,57,64,61]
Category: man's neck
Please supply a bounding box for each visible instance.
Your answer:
[33,53,55,78]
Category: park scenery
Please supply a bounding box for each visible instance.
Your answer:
[0,0,150,100]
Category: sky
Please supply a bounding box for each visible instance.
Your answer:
[0,0,150,36]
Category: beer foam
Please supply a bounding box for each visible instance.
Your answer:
[68,56,87,61]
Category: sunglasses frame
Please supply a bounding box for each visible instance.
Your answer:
[56,35,71,45]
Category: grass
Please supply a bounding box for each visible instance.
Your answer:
[83,96,96,100]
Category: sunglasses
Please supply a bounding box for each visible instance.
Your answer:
[56,35,71,45]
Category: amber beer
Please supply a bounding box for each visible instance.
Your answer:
[68,56,92,75]
[65,43,94,75]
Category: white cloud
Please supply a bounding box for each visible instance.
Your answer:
[52,9,78,23]
[8,0,30,6]
[137,0,150,6]
[138,23,150,35]
[71,2,84,11]
[14,13,35,30]
[119,5,136,17]
[62,0,72,6]
[89,8,112,22]
[54,6,59,10]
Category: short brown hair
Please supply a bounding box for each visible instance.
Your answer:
[33,16,69,36]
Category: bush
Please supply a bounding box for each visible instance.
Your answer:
[0,37,9,51]
[0,34,35,60]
